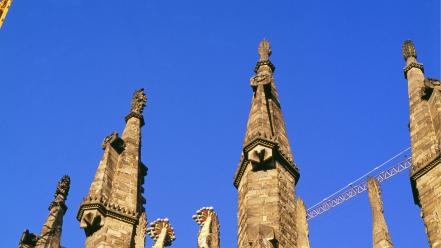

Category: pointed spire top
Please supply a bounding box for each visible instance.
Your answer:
[258,39,272,62]
[402,40,417,61]
[130,88,147,115]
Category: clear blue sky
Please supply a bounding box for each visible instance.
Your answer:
[0,0,439,247]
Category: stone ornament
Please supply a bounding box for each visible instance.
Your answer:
[255,39,275,73]
[49,175,70,211]
[192,207,220,248]
[258,39,272,62]
[102,132,118,149]
[131,88,147,115]
[402,40,417,60]
[147,218,176,248]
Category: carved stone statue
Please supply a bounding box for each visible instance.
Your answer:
[192,207,220,248]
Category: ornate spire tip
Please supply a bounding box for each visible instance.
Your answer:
[258,39,272,61]
[55,175,71,199]
[402,40,417,61]
[130,88,147,115]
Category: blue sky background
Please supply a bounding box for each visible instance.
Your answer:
[0,0,439,247]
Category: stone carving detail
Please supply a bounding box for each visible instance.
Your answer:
[258,39,271,62]
[255,39,275,73]
[402,40,417,60]
[250,74,273,87]
[147,218,176,248]
[134,212,148,248]
[192,207,220,248]
[79,209,104,237]
[102,132,118,149]
[404,62,424,79]
[49,175,70,211]
[101,132,125,153]
[130,88,148,115]
[18,229,38,247]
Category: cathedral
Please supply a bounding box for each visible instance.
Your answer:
[16,39,441,248]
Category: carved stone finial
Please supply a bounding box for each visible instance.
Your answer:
[255,39,275,73]
[258,39,272,62]
[402,40,417,60]
[147,218,176,247]
[54,175,70,201]
[130,88,147,115]
[49,175,70,210]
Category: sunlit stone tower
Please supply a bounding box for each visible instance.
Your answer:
[404,40,441,247]
[77,89,148,248]
[234,39,301,248]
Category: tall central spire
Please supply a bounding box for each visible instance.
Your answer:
[235,40,300,248]
[235,39,299,188]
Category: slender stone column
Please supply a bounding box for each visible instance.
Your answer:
[367,177,393,248]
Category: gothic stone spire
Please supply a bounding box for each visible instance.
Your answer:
[77,89,148,248]
[234,39,299,188]
[18,175,71,248]
[235,40,299,248]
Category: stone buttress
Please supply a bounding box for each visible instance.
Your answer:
[403,40,441,247]
[234,39,301,248]
[367,177,393,248]
[18,175,71,248]
[77,89,148,248]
